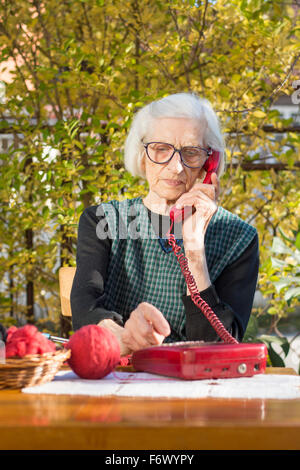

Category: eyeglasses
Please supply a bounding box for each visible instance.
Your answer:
[143,142,212,169]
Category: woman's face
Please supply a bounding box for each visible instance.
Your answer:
[141,117,206,213]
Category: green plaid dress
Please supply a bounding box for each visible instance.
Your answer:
[99,196,257,342]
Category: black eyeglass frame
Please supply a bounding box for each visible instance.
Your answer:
[143,142,212,169]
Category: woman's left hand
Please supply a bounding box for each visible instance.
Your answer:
[174,172,219,251]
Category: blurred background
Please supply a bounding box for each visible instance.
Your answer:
[0,0,299,370]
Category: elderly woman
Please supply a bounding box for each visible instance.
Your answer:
[70,93,259,356]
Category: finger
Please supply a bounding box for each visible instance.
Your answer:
[123,327,156,351]
[131,320,159,347]
[142,322,165,345]
[122,328,144,352]
[198,184,216,200]
[137,302,171,337]
[191,179,217,193]
[124,313,162,347]
[151,331,166,345]
[176,192,216,210]
[128,311,153,337]
[127,309,161,344]
[143,322,164,344]
[176,184,216,205]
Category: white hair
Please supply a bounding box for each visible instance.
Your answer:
[124,92,225,179]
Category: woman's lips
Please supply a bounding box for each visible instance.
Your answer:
[163,179,184,186]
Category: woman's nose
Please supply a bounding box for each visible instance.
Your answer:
[167,150,184,172]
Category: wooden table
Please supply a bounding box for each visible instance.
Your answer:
[0,367,299,451]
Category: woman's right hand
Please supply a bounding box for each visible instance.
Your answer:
[122,302,171,352]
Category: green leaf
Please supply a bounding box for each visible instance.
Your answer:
[268,344,286,367]
[240,0,248,13]
[267,307,278,315]
[243,315,259,341]
[253,110,266,118]
[278,227,295,244]
[271,256,286,269]
[284,287,300,301]
[259,334,290,358]
[273,279,291,293]
[296,232,300,250]
[42,206,50,218]
[272,237,291,255]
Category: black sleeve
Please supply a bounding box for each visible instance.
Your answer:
[70,206,124,331]
[182,234,259,342]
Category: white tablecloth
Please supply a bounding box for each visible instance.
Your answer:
[22,370,300,400]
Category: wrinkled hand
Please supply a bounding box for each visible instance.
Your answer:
[99,303,171,355]
[122,302,171,352]
[175,173,219,251]
[98,319,131,357]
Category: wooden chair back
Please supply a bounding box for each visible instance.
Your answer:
[58,267,76,317]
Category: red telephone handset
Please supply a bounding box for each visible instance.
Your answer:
[202,149,220,184]
[170,149,220,223]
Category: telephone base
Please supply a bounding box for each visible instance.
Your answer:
[132,341,268,380]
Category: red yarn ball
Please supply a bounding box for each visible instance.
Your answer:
[66,324,121,379]
[5,325,56,358]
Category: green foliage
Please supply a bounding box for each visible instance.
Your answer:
[257,228,300,323]
[259,335,290,368]
[244,322,300,373]
[244,229,300,371]
[0,0,299,340]
[271,234,300,303]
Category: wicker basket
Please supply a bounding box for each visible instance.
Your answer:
[0,348,71,390]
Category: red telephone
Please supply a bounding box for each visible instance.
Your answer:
[203,148,220,184]
[170,149,220,223]
[132,148,268,380]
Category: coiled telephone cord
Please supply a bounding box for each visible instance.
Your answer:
[167,230,238,345]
